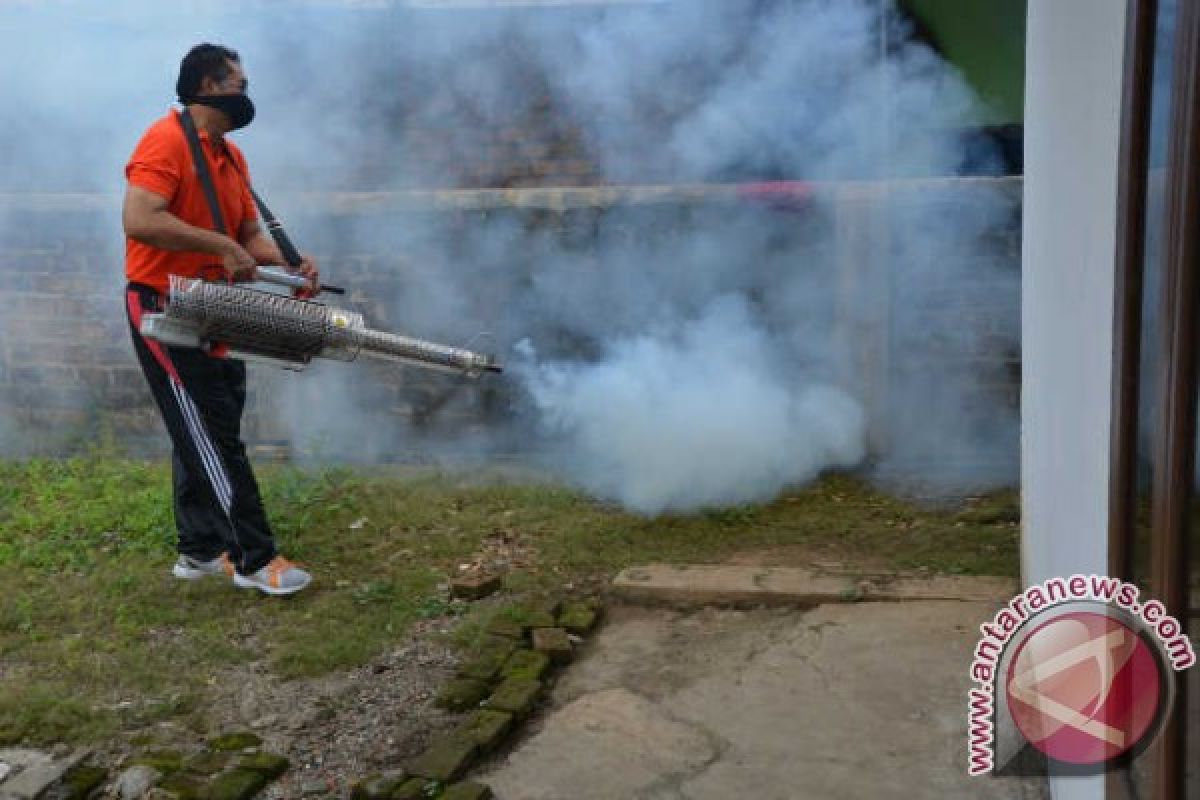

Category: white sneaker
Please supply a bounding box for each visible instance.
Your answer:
[172,552,235,580]
[233,556,312,596]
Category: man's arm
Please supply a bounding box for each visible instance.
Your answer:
[123,185,256,278]
[238,218,285,265]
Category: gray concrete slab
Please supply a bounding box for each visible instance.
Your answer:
[612,564,1016,607]
[480,603,1047,800]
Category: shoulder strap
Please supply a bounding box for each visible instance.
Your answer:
[219,143,304,269]
[177,108,229,237]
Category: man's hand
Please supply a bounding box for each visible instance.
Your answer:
[296,254,319,290]
[236,220,320,293]
[223,240,258,282]
[292,254,320,299]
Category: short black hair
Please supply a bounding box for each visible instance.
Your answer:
[176,43,240,103]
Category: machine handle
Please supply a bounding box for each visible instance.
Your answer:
[256,265,345,296]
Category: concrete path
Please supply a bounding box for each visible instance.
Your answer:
[612,564,1017,606]
[480,601,1048,800]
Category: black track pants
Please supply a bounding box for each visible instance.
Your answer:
[125,282,277,575]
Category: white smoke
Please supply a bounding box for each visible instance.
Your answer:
[517,296,865,514]
[0,0,1021,511]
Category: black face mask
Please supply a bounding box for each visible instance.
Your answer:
[190,93,255,131]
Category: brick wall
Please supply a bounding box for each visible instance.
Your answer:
[0,179,1022,464]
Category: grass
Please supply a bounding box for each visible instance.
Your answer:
[0,450,1020,746]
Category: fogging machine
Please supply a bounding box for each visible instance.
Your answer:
[139,268,502,376]
[140,108,501,377]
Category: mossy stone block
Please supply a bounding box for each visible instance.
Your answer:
[498,605,556,633]
[557,603,598,635]
[62,765,108,800]
[133,749,185,774]
[532,597,563,617]
[350,769,408,800]
[500,649,550,682]
[457,637,518,681]
[184,750,232,775]
[200,767,270,800]
[483,678,542,718]
[520,610,557,631]
[456,658,501,682]
[391,778,432,800]
[407,737,478,783]
[484,615,524,640]
[531,627,573,664]
[581,597,605,615]
[453,709,513,753]
[441,782,494,800]
[436,677,491,712]
[207,732,262,752]
[483,635,519,656]
[159,772,205,800]
[236,751,289,779]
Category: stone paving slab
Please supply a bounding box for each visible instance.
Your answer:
[482,688,717,799]
[481,603,1047,800]
[612,564,1015,607]
[0,748,88,800]
[876,573,1017,603]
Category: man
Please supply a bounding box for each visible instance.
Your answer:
[123,43,315,595]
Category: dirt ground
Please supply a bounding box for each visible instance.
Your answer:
[72,540,1034,799]
[87,619,465,799]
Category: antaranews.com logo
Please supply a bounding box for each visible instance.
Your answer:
[967,574,1196,776]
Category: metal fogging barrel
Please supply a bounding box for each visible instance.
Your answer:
[140,274,501,376]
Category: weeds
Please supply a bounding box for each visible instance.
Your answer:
[0,454,1020,745]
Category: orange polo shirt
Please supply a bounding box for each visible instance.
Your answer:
[125,108,257,294]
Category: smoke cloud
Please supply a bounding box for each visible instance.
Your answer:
[0,0,1021,512]
[517,296,866,514]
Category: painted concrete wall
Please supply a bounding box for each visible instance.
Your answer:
[903,0,1028,124]
[1021,0,1126,797]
